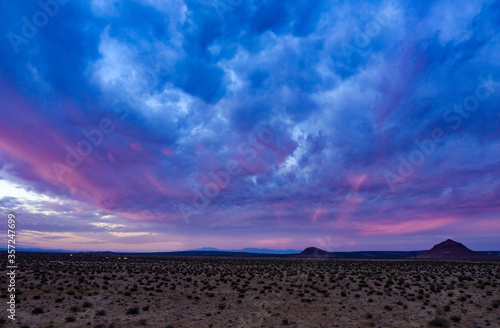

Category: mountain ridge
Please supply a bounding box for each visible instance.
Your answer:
[417,239,499,260]
[3,240,499,259]
[294,246,338,258]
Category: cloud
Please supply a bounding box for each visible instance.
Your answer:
[0,0,499,251]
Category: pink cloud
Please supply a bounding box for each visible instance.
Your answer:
[348,173,368,192]
[129,142,142,151]
[312,207,327,223]
[161,148,174,156]
[254,238,294,248]
[107,152,116,162]
[359,218,456,236]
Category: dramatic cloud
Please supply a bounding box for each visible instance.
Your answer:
[1,0,499,251]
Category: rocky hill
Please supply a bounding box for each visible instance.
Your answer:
[417,239,499,260]
[294,247,337,258]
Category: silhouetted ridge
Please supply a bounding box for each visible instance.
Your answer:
[418,239,499,260]
[294,247,337,258]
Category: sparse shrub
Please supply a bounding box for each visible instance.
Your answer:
[70,305,81,312]
[32,307,44,314]
[65,316,76,322]
[428,317,450,327]
[126,307,139,315]
[450,315,461,322]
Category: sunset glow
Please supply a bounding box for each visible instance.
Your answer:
[1,0,499,252]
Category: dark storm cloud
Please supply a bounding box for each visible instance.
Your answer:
[0,0,499,251]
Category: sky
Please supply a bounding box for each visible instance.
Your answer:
[0,0,499,252]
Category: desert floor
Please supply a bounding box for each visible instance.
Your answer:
[1,253,499,328]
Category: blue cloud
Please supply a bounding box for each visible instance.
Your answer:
[0,0,499,250]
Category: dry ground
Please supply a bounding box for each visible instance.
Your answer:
[1,253,499,328]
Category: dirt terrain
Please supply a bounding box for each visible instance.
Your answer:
[1,253,499,328]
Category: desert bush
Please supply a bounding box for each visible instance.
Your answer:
[70,306,81,312]
[428,317,450,327]
[32,307,44,314]
[126,307,139,315]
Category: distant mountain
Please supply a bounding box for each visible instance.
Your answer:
[294,247,338,258]
[239,248,301,254]
[481,250,500,257]
[187,247,220,252]
[188,247,301,254]
[417,239,499,260]
[0,247,71,253]
[331,250,426,259]
[159,250,290,257]
[1,242,498,260]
